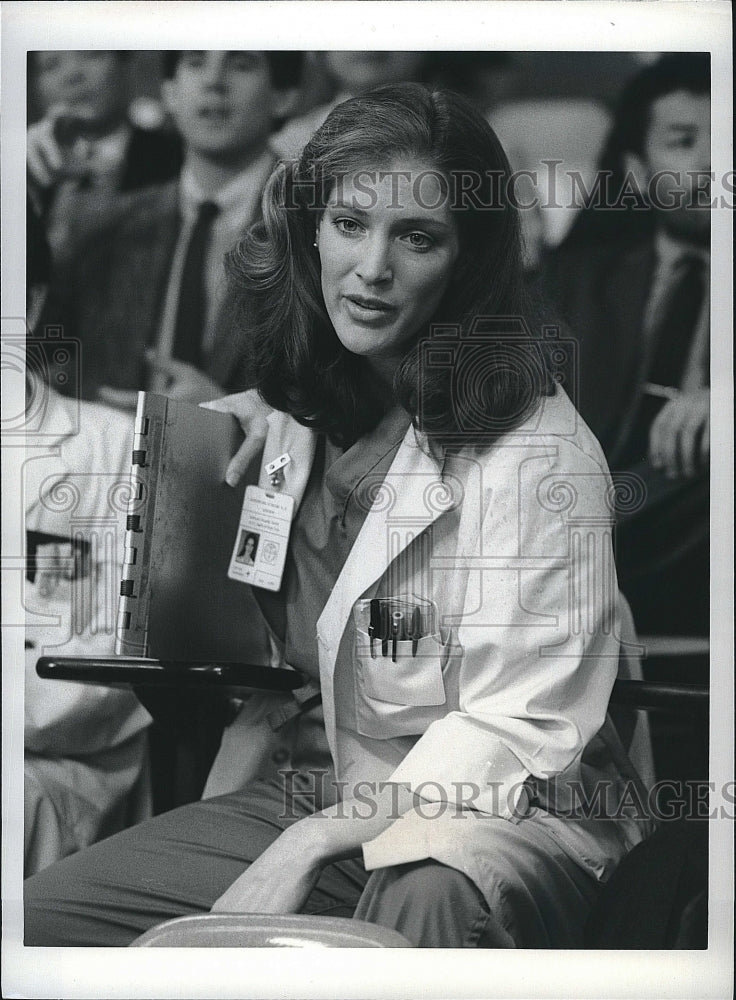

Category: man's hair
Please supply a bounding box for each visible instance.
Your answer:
[562,53,711,248]
[28,50,130,77]
[162,51,303,89]
[227,82,551,449]
[612,53,710,158]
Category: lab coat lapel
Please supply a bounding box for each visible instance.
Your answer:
[316,427,454,752]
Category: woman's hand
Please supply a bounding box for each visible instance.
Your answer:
[201,390,273,487]
[210,787,418,914]
[210,820,325,915]
[145,352,225,406]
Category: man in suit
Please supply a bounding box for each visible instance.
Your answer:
[27,51,183,261]
[44,51,302,404]
[545,54,711,635]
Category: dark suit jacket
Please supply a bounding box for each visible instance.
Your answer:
[543,238,658,466]
[40,126,183,265]
[119,126,183,193]
[45,179,258,399]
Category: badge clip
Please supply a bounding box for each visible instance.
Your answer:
[265,453,291,489]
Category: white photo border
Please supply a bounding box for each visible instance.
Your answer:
[2,2,733,998]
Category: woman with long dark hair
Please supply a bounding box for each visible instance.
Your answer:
[26,83,653,949]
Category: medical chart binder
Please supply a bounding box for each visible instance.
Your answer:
[38,393,305,693]
[115,392,268,662]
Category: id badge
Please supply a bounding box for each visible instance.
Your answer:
[228,485,294,591]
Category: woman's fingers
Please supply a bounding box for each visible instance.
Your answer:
[200,391,271,486]
[145,351,224,403]
[200,389,269,418]
[224,433,267,487]
[96,385,140,410]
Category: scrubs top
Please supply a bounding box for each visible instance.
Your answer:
[254,406,412,806]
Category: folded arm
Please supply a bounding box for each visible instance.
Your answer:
[211,783,418,914]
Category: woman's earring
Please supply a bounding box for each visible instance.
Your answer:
[313,240,318,249]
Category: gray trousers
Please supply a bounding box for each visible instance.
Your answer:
[24,778,598,948]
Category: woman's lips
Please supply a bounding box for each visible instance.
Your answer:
[344,295,396,325]
[345,295,396,312]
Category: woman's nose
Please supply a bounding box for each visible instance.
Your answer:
[355,237,393,284]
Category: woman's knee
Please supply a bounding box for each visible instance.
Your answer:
[355,860,495,948]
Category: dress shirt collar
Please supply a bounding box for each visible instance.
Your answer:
[179,150,274,229]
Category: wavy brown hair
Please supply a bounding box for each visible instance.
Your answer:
[227,83,552,448]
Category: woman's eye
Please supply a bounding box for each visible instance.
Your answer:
[334,217,364,236]
[403,232,433,250]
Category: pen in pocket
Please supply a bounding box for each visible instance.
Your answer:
[391,611,403,662]
[380,603,390,657]
[368,598,381,659]
[407,604,422,657]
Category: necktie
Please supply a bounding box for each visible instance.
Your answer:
[172,200,220,366]
[618,254,706,465]
[647,255,706,389]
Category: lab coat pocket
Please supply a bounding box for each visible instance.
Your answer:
[353,629,447,739]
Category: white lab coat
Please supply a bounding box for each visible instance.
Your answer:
[24,388,151,875]
[213,387,655,904]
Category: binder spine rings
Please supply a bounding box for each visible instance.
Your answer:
[115,396,162,655]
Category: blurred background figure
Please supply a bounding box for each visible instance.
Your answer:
[271,51,428,158]
[27,51,182,262]
[41,50,303,406]
[427,51,517,116]
[24,202,152,876]
[491,97,611,267]
[544,53,711,637]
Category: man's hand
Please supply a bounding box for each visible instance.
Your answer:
[202,390,272,487]
[648,388,710,479]
[210,821,325,915]
[27,104,97,191]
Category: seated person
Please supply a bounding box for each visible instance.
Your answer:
[27,50,182,262]
[544,54,710,636]
[42,50,302,405]
[271,51,428,159]
[26,86,654,948]
[24,207,151,875]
